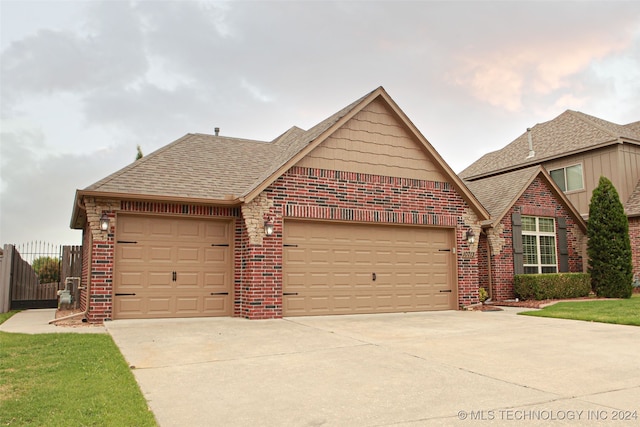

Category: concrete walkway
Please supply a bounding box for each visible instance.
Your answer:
[103,309,640,426]
[0,309,106,334]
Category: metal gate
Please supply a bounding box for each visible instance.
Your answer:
[0,242,82,311]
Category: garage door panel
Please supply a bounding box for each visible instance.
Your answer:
[114,215,233,319]
[283,221,455,316]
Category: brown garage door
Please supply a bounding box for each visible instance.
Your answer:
[283,221,456,316]
[113,215,233,319]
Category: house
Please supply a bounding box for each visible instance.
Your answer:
[465,166,587,300]
[70,87,590,322]
[460,110,640,285]
[71,87,495,322]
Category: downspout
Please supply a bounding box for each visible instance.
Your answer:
[485,231,494,301]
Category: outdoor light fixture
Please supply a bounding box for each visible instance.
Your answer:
[264,217,274,236]
[99,212,110,232]
[465,228,476,244]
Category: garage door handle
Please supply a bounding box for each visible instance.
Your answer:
[372,272,376,281]
[211,244,229,247]
[115,293,136,296]
[172,272,177,281]
[283,292,299,296]
[439,290,452,293]
[210,292,229,295]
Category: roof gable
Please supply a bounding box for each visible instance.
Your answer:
[241,86,489,220]
[465,166,586,230]
[461,110,640,180]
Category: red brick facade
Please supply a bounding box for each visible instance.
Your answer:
[630,217,640,283]
[80,166,481,322]
[485,177,585,301]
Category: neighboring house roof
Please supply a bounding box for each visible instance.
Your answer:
[460,110,640,181]
[71,86,489,228]
[464,165,586,231]
[625,179,640,218]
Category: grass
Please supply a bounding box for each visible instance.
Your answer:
[519,294,640,326]
[0,313,157,426]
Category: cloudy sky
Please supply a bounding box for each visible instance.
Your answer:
[1,0,639,246]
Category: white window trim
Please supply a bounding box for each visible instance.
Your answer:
[549,163,584,193]
[522,216,557,274]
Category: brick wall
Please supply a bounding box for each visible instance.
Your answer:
[488,177,585,300]
[630,217,640,283]
[240,166,480,318]
[80,167,482,321]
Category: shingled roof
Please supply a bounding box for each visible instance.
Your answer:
[77,91,370,204]
[460,110,640,181]
[72,86,490,228]
[625,179,640,217]
[464,165,585,230]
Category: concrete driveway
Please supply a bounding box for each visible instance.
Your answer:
[105,309,640,426]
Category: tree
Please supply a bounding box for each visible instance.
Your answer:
[587,176,633,298]
[32,256,60,284]
[136,145,143,160]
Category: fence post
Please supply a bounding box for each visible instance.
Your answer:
[0,245,14,313]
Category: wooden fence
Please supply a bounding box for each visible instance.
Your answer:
[0,242,83,312]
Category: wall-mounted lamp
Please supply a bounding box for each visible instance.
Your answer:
[264,217,274,236]
[99,212,110,232]
[464,228,475,245]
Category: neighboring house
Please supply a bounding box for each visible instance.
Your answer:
[71,87,494,322]
[461,110,640,285]
[465,166,587,300]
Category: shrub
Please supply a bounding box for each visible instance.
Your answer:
[514,273,591,300]
[32,256,60,284]
[587,176,633,298]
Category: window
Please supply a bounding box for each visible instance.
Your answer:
[522,216,557,274]
[549,164,583,192]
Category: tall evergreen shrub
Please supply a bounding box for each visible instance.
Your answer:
[587,176,633,298]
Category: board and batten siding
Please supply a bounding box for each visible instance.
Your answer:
[296,98,447,182]
[544,143,640,217]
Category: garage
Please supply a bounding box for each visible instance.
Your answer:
[113,215,233,319]
[283,220,456,316]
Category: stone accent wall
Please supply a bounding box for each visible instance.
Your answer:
[241,193,274,245]
[488,177,586,301]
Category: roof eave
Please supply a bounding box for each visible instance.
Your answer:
[465,138,627,182]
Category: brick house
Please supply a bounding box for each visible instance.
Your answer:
[70,87,591,322]
[465,166,587,301]
[71,87,495,322]
[461,110,640,286]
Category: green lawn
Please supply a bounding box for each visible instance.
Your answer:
[0,312,157,426]
[519,294,640,326]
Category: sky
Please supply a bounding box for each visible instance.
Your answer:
[1,0,639,246]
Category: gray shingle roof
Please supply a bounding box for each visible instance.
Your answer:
[460,110,640,180]
[625,179,640,217]
[82,89,373,202]
[464,166,540,222]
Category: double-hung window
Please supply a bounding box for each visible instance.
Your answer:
[522,216,557,274]
[549,164,583,192]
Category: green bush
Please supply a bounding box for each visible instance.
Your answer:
[514,273,591,300]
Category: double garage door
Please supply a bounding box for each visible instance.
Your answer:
[283,221,456,316]
[112,216,455,319]
[113,215,233,319]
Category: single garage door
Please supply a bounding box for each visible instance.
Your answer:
[283,221,456,316]
[113,215,233,319]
